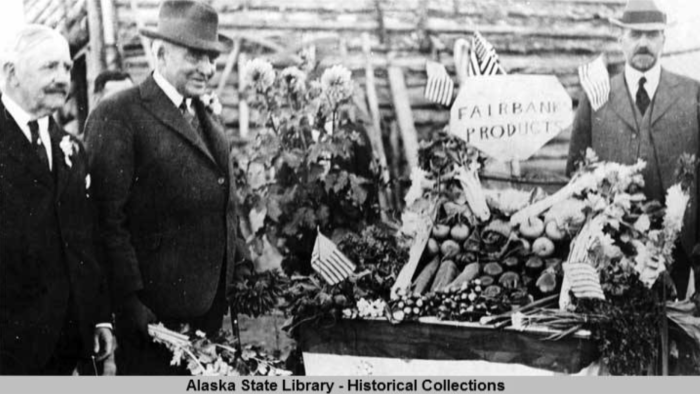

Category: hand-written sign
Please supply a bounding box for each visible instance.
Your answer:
[449,75,573,161]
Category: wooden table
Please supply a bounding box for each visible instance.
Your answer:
[299,317,599,376]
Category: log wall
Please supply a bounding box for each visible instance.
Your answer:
[26,0,629,182]
[25,0,88,49]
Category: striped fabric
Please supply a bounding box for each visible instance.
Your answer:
[564,263,606,301]
[467,32,506,77]
[424,60,454,106]
[578,55,610,111]
[311,231,356,285]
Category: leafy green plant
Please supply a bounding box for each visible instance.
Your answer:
[281,225,408,337]
[235,59,381,276]
[230,270,288,318]
[150,324,291,376]
[575,274,663,375]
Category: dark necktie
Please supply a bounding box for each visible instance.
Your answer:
[179,99,201,134]
[636,76,650,116]
[28,120,50,169]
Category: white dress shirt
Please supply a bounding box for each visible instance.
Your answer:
[624,62,662,105]
[2,94,53,170]
[153,71,193,114]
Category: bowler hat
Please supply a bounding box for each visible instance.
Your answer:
[140,0,232,53]
[610,0,671,31]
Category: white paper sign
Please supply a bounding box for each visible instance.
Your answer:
[449,75,573,161]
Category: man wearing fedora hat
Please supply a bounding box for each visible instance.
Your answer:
[85,0,249,374]
[568,0,700,299]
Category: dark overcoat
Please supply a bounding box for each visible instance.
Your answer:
[85,75,239,319]
[0,99,109,373]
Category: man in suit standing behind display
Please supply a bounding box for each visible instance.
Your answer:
[85,0,245,374]
[567,0,700,299]
[0,24,114,375]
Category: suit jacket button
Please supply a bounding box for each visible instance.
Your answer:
[218,177,225,185]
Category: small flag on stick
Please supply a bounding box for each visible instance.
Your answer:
[424,60,454,106]
[564,263,605,301]
[578,55,610,111]
[467,32,506,77]
[311,230,356,285]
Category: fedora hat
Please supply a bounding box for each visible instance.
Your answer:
[610,0,671,31]
[140,0,232,53]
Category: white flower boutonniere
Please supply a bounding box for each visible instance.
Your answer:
[200,92,222,116]
[59,135,78,168]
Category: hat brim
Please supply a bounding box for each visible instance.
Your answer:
[140,28,233,54]
[610,18,673,31]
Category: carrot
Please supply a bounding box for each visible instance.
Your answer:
[430,259,459,293]
[411,256,440,295]
[446,262,480,290]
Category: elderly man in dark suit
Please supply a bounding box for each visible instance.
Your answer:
[85,1,244,375]
[567,0,700,298]
[0,25,114,375]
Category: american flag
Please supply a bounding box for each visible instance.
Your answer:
[424,32,504,106]
[311,231,356,285]
[564,263,605,301]
[578,55,610,111]
[467,32,506,77]
[424,60,454,106]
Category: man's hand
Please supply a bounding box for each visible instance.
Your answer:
[101,349,118,376]
[121,294,157,337]
[93,327,115,362]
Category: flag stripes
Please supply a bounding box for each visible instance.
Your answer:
[468,32,506,77]
[564,263,605,301]
[424,32,503,106]
[311,231,356,285]
[424,60,454,106]
[578,55,610,111]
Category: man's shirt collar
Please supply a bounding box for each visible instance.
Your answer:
[1,94,50,138]
[625,62,662,100]
[1,94,53,169]
[153,70,191,110]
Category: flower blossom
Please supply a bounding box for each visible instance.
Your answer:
[320,65,353,105]
[663,183,689,236]
[280,66,306,95]
[200,92,223,115]
[243,58,275,92]
[59,136,77,168]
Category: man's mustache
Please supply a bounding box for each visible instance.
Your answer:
[193,72,212,81]
[634,48,654,56]
[44,85,68,96]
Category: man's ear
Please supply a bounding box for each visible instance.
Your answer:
[2,62,16,86]
[616,27,626,43]
[156,42,168,60]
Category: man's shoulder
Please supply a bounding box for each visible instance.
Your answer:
[93,84,141,114]
[84,84,144,141]
[661,68,700,89]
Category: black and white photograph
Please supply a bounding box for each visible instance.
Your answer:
[1,0,700,381]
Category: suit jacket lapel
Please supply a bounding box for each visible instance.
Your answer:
[139,76,218,166]
[650,69,682,127]
[0,101,54,188]
[608,74,638,132]
[49,120,71,199]
[194,99,229,174]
